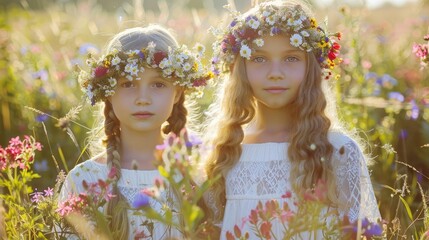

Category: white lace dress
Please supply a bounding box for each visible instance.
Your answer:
[59,158,180,240]
[219,131,381,239]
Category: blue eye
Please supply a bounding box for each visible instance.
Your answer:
[252,56,266,63]
[285,56,300,62]
[120,81,135,88]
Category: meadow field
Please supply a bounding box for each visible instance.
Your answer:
[0,0,428,238]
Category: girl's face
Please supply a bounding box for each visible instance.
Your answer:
[110,68,180,133]
[245,34,306,109]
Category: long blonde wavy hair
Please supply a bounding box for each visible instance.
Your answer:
[203,0,340,222]
[89,25,189,239]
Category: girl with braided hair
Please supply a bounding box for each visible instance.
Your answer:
[59,25,212,239]
[203,0,381,239]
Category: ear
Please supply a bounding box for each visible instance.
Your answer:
[174,87,184,104]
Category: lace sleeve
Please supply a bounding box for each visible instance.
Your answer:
[333,139,381,223]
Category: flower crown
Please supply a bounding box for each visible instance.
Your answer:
[78,42,213,105]
[211,3,342,80]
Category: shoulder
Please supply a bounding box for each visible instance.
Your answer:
[328,130,356,148]
[328,130,365,164]
[328,130,362,152]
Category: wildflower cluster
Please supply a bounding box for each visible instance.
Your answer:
[225,180,383,239]
[211,3,341,79]
[413,34,429,69]
[0,136,71,238]
[132,129,220,239]
[0,135,42,170]
[56,168,117,238]
[79,42,214,105]
[57,177,115,217]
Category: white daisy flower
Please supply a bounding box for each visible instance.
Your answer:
[126,50,140,56]
[126,75,133,81]
[253,38,264,47]
[104,90,115,97]
[111,56,121,65]
[194,43,205,54]
[183,62,192,71]
[124,63,133,74]
[108,77,117,87]
[248,19,260,29]
[294,19,302,25]
[300,30,310,37]
[159,58,169,69]
[176,71,185,78]
[130,65,139,76]
[290,33,303,47]
[163,68,173,76]
[266,15,276,25]
[239,44,252,59]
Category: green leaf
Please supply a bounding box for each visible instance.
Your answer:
[399,196,413,221]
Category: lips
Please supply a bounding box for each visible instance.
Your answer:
[264,87,289,94]
[132,111,154,119]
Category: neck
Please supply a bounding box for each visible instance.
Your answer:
[118,127,164,170]
[245,103,295,143]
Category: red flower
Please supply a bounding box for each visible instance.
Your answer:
[260,221,272,239]
[94,66,108,77]
[249,209,258,225]
[240,29,258,40]
[234,225,242,238]
[335,32,342,40]
[192,78,207,87]
[153,51,167,65]
[281,191,292,198]
[226,33,237,46]
[328,51,337,61]
[226,231,235,240]
[332,42,341,50]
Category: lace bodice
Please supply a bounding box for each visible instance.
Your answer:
[217,131,381,239]
[59,159,179,239]
[226,144,291,199]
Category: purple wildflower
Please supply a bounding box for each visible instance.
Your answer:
[410,100,419,120]
[388,92,404,102]
[132,191,150,209]
[44,187,54,197]
[35,114,49,122]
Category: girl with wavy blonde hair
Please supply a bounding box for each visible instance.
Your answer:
[59,25,211,239]
[203,0,380,238]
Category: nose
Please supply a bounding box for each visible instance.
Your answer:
[267,61,284,81]
[135,85,152,106]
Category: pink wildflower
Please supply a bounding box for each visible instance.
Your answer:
[260,221,272,239]
[225,231,235,240]
[44,187,54,197]
[234,225,242,238]
[281,191,292,198]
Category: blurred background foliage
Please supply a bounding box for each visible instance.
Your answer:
[0,0,428,237]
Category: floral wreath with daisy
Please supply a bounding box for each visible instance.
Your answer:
[78,42,214,105]
[211,3,342,80]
